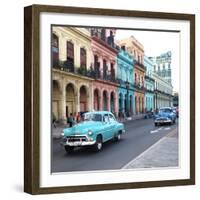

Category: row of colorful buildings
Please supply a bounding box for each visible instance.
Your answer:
[52,27,173,122]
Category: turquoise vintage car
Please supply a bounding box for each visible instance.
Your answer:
[61,111,125,153]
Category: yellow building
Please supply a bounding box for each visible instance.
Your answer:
[52,27,94,122]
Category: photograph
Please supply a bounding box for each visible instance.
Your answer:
[51,26,179,173]
[24,5,195,194]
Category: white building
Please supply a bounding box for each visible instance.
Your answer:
[152,72,173,110]
[150,51,172,84]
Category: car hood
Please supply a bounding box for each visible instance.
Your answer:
[63,121,102,136]
[155,112,171,119]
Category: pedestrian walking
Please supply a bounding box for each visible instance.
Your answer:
[76,112,81,123]
[68,113,74,127]
[52,113,56,128]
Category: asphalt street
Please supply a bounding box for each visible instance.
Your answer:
[51,118,178,173]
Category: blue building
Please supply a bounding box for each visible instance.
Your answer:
[117,49,134,116]
[144,55,155,112]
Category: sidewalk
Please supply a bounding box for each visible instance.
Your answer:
[52,124,67,139]
[122,128,178,169]
[52,113,146,139]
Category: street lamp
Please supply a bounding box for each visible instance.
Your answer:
[125,80,130,117]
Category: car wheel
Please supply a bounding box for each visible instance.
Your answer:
[64,146,74,153]
[93,135,103,152]
[155,123,158,127]
[114,132,121,142]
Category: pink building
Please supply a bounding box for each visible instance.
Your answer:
[90,29,119,115]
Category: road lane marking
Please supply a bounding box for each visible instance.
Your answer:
[150,127,163,134]
[164,127,171,130]
[121,127,178,169]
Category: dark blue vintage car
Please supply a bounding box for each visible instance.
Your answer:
[154,107,176,126]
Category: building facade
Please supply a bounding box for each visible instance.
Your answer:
[52,27,174,122]
[153,72,173,109]
[144,55,155,112]
[117,49,134,116]
[52,27,94,121]
[117,36,145,114]
[150,51,172,84]
[90,28,119,116]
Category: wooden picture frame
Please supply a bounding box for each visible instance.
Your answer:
[24,4,195,194]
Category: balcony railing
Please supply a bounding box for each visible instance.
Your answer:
[134,60,145,70]
[94,69,118,83]
[145,75,155,82]
[52,59,118,84]
[154,89,173,97]
[53,60,75,73]
[134,82,145,92]
[145,88,154,93]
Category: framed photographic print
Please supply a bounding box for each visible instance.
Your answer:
[24,4,195,194]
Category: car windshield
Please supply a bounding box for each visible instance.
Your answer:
[84,113,102,122]
[159,108,172,113]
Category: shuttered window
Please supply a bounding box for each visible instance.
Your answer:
[80,48,87,68]
[67,41,74,59]
[52,34,59,60]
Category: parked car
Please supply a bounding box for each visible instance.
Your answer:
[172,107,179,118]
[154,107,176,126]
[61,111,125,153]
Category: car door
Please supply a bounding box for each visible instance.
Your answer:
[102,114,112,141]
[108,114,118,137]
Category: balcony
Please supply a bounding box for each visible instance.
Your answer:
[92,36,119,53]
[145,88,154,93]
[134,60,145,70]
[134,82,145,92]
[52,59,118,84]
[53,59,75,73]
[154,89,173,97]
[95,69,118,84]
[145,75,155,82]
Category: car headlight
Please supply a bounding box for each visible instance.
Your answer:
[61,132,65,137]
[88,130,93,136]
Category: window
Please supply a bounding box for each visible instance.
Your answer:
[109,114,116,122]
[52,34,59,61]
[67,41,74,59]
[111,63,115,79]
[121,45,126,51]
[103,114,109,123]
[103,59,107,78]
[101,28,106,41]
[135,73,137,84]
[154,65,156,72]
[80,48,87,69]
[66,41,74,71]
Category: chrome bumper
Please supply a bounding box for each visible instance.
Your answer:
[65,141,96,146]
[155,119,172,123]
[60,135,96,147]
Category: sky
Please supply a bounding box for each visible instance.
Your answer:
[115,30,180,92]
